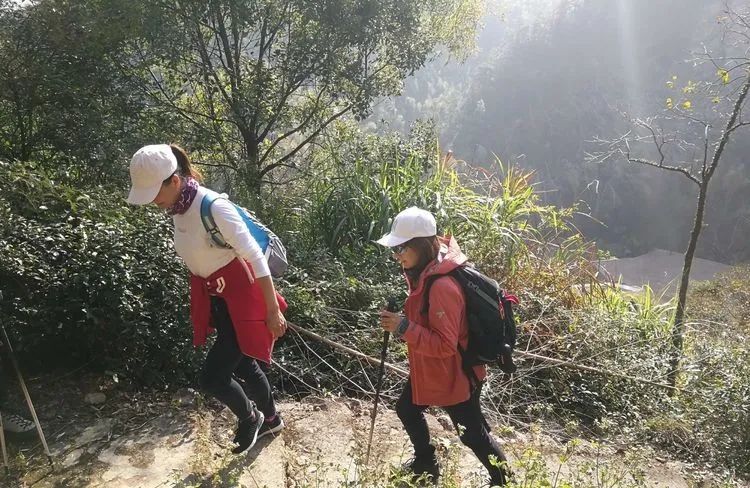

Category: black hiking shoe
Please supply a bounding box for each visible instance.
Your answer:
[400,454,440,485]
[488,472,511,487]
[232,407,264,454]
[258,414,284,439]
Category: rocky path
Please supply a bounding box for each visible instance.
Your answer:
[3,391,725,488]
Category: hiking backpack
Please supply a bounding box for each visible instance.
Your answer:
[422,265,519,378]
[199,194,288,278]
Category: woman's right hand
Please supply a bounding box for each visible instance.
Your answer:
[380,310,403,333]
[266,309,287,339]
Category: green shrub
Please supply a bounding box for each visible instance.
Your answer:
[0,160,201,384]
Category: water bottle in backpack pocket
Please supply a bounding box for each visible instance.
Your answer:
[199,194,288,278]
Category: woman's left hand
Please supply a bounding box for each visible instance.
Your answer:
[267,309,287,339]
[380,310,404,333]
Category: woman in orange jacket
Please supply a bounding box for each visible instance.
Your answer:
[378,207,510,486]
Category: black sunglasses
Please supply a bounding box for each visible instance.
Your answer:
[392,244,409,254]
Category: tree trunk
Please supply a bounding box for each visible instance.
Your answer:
[239,126,262,196]
[667,74,750,389]
[667,182,709,389]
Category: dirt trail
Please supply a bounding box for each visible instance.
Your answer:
[5,393,732,488]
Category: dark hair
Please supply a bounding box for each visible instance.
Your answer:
[169,144,202,181]
[404,236,441,286]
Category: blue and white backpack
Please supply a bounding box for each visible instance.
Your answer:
[199,194,288,278]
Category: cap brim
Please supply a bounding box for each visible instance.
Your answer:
[375,233,411,247]
[126,184,161,205]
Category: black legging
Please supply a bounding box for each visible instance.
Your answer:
[396,379,510,485]
[199,296,277,421]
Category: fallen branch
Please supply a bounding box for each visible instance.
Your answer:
[286,321,681,391]
[286,322,409,377]
[514,350,679,391]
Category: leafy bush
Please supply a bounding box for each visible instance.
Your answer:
[665,268,750,473]
[483,278,750,476]
[0,160,201,384]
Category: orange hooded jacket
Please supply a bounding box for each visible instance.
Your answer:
[401,236,486,406]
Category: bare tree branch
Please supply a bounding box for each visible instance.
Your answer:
[194,160,239,171]
[191,16,246,131]
[259,103,355,178]
[258,87,330,163]
[706,71,750,181]
[256,73,315,143]
[626,157,701,185]
[726,120,750,135]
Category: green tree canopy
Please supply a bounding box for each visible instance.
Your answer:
[122,0,481,193]
[0,0,172,182]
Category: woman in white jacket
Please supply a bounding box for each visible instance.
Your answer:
[127,144,287,454]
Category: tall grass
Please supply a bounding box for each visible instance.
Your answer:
[286,120,592,305]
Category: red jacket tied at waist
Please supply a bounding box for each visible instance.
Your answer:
[189,258,288,364]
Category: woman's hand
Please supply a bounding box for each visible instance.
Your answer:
[266,309,287,339]
[379,310,404,333]
[255,275,287,339]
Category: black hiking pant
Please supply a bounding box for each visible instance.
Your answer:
[396,379,510,485]
[199,296,277,421]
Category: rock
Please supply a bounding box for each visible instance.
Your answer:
[62,448,84,468]
[76,419,114,445]
[175,388,198,407]
[85,392,106,405]
[97,413,196,487]
[238,434,287,488]
[436,414,453,432]
[48,418,113,458]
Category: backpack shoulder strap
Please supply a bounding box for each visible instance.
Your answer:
[420,267,481,387]
[458,343,482,392]
[199,194,231,248]
[420,268,462,316]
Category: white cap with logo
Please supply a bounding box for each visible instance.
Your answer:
[126,144,178,205]
[375,207,437,247]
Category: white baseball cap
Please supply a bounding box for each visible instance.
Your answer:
[126,144,178,205]
[375,207,437,247]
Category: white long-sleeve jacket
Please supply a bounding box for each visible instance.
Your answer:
[172,186,270,279]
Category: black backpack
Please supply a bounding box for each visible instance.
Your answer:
[422,265,519,383]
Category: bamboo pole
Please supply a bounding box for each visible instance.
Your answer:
[286,321,680,392]
[286,322,408,377]
[514,350,679,391]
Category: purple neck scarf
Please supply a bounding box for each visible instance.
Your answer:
[168,177,199,216]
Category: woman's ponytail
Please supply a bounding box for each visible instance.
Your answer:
[170,144,202,181]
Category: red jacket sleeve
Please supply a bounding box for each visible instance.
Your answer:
[402,276,464,358]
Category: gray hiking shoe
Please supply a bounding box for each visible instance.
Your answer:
[1,412,36,434]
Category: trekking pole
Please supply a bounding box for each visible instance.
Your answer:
[0,292,53,466]
[0,411,9,474]
[365,297,398,465]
